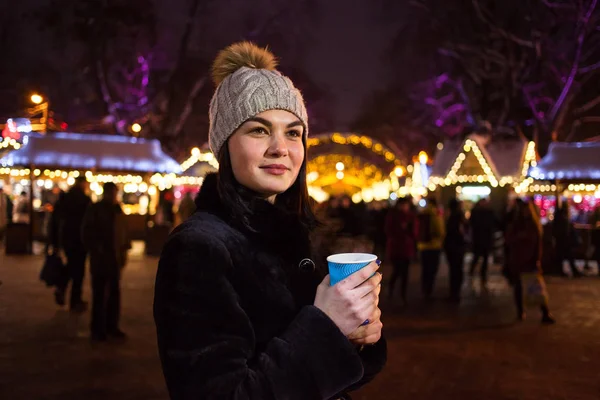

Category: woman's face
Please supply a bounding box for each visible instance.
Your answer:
[228,109,305,202]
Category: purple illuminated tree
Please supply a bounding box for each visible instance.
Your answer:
[36,0,156,134]
[377,0,600,150]
[35,0,325,155]
[147,0,323,153]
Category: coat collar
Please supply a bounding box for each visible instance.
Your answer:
[195,173,312,264]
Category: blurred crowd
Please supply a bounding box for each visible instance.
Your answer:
[312,194,600,322]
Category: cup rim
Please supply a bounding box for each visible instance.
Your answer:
[326,253,377,264]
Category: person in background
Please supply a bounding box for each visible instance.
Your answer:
[0,187,7,239]
[12,191,30,224]
[417,196,445,300]
[157,189,176,228]
[177,191,196,224]
[590,205,600,276]
[505,200,555,324]
[468,198,496,287]
[369,201,388,260]
[385,197,418,305]
[552,206,582,277]
[53,177,91,311]
[82,182,130,342]
[444,198,467,303]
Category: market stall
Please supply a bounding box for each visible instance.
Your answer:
[305,132,405,203]
[527,141,600,273]
[0,132,181,253]
[527,141,600,220]
[429,134,536,213]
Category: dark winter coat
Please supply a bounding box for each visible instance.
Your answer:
[505,217,542,277]
[153,174,387,400]
[444,211,467,253]
[385,208,418,260]
[469,206,496,252]
[82,201,130,277]
[552,212,579,251]
[55,186,91,251]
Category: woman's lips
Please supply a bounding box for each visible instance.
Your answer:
[260,165,289,175]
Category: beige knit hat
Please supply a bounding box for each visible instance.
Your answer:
[208,42,308,157]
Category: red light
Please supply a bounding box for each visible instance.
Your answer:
[60,122,67,129]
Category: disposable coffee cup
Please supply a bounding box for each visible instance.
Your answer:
[327,253,378,286]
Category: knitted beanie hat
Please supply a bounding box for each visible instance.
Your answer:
[208,42,308,157]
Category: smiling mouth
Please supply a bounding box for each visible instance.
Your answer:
[260,165,289,175]
[260,165,289,170]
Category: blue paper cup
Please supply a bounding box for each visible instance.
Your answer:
[327,253,378,286]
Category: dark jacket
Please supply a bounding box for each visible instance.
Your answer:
[55,186,91,250]
[469,205,496,252]
[444,211,467,253]
[48,191,65,250]
[552,211,578,251]
[153,174,387,400]
[506,217,542,276]
[385,208,418,260]
[82,201,130,276]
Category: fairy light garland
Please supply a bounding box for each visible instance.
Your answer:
[307,132,400,165]
[0,137,21,151]
[177,134,405,203]
[429,140,537,191]
[180,147,219,172]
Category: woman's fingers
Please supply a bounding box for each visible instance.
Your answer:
[354,272,383,299]
[337,261,380,291]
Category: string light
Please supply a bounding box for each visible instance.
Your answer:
[0,165,207,190]
[305,153,400,202]
[430,139,536,189]
[180,148,219,172]
[0,137,21,151]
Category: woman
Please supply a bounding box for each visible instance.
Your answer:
[154,42,386,400]
[552,206,582,277]
[505,200,555,324]
[591,205,600,276]
[444,198,466,303]
[385,197,418,304]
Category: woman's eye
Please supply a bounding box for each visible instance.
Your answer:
[288,130,302,138]
[251,127,268,135]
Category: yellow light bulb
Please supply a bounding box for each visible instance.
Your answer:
[31,94,43,104]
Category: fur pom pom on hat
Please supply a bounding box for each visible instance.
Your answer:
[211,42,278,86]
[208,42,308,157]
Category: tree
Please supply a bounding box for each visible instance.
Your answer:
[146,0,324,154]
[36,0,156,134]
[351,85,439,162]
[34,0,328,157]
[377,0,600,152]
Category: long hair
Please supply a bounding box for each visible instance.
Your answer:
[216,138,318,232]
[513,200,542,236]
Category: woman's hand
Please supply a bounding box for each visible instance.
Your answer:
[314,262,382,336]
[347,306,383,346]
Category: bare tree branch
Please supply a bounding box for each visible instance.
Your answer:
[574,93,600,114]
[542,0,577,9]
[171,76,207,136]
[579,60,600,73]
[471,0,536,48]
[549,0,597,121]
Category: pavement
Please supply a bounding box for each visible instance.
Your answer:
[1,243,599,400]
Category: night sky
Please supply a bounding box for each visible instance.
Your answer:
[2,0,401,130]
